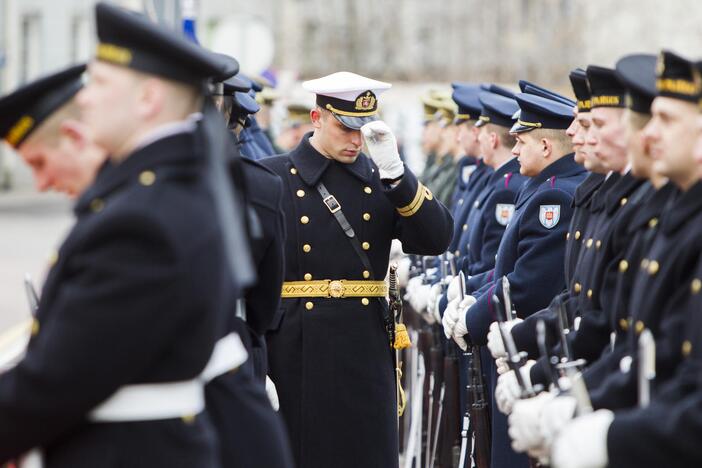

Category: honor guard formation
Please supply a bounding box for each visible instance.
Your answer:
[1,3,702,468]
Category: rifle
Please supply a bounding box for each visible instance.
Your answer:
[537,319,562,391]
[555,294,572,362]
[501,276,516,321]
[456,272,473,468]
[470,342,491,468]
[638,329,655,408]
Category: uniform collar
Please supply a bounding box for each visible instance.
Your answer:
[75,129,200,214]
[574,172,606,207]
[627,182,674,233]
[604,171,645,214]
[487,156,520,185]
[661,179,702,235]
[589,171,622,212]
[516,153,582,208]
[289,133,373,186]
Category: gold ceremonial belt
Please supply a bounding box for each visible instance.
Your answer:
[281,280,388,298]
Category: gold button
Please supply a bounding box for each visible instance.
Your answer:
[462,224,468,231]
[296,189,305,198]
[635,320,644,334]
[139,170,156,186]
[692,278,702,294]
[641,258,649,269]
[648,260,659,275]
[305,301,314,310]
[364,186,372,194]
[90,198,105,213]
[363,270,371,279]
[586,238,593,248]
[574,283,582,293]
[575,231,581,240]
[587,289,593,299]
[619,318,629,331]
[303,244,311,253]
[304,273,312,281]
[682,340,692,357]
[361,298,370,306]
[48,250,59,267]
[363,213,371,221]
[566,232,570,240]
[362,242,370,250]
[181,414,196,424]
[620,197,628,206]
[619,260,629,273]
[290,167,297,175]
[596,240,602,249]
[648,218,659,229]
[31,318,40,336]
[300,216,310,224]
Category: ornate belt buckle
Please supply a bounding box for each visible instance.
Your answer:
[328,280,345,298]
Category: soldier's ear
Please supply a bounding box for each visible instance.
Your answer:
[310,108,323,128]
[542,138,552,158]
[59,119,89,151]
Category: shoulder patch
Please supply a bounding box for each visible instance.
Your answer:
[539,205,561,229]
[495,203,515,226]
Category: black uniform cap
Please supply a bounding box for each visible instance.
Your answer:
[94,2,238,85]
[569,68,591,112]
[586,65,627,109]
[0,64,85,148]
[615,54,657,114]
[655,50,700,103]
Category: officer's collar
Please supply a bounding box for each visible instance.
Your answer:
[661,179,702,235]
[290,133,373,186]
[604,171,645,214]
[75,129,199,214]
[574,172,606,207]
[517,153,583,207]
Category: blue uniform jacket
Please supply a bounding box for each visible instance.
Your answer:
[466,153,587,344]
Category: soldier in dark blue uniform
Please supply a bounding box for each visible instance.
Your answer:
[0,3,254,466]
[261,71,453,468]
[445,91,585,468]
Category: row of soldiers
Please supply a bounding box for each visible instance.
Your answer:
[0,2,454,468]
[402,48,702,468]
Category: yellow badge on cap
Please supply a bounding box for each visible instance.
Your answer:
[355,91,376,112]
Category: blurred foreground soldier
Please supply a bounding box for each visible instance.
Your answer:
[420,89,450,178]
[261,71,453,468]
[210,75,295,467]
[0,2,256,466]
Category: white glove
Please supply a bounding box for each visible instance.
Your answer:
[442,297,461,339]
[427,283,443,319]
[509,391,556,454]
[551,410,614,468]
[403,276,423,302]
[495,360,536,415]
[409,284,432,313]
[451,295,476,350]
[265,375,280,411]
[447,275,461,302]
[487,318,523,359]
[397,256,412,288]
[496,357,510,375]
[361,120,404,180]
[540,395,578,449]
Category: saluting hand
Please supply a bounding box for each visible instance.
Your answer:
[360,121,404,180]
